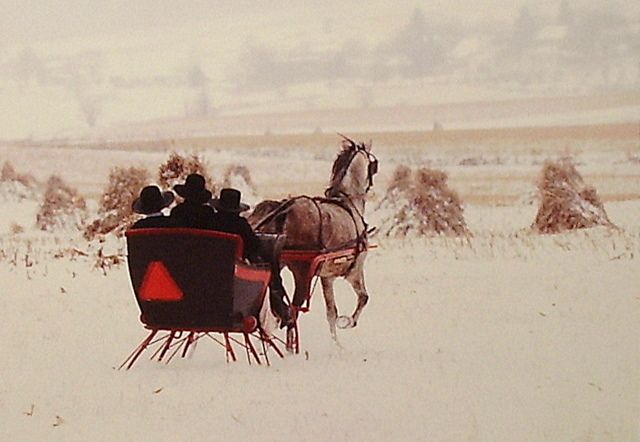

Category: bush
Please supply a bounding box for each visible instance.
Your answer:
[157,152,214,193]
[36,175,88,231]
[222,164,259,205]
[222,164,254,188]
[84,166,148,239]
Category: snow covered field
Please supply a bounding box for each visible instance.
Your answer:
[0,125,639,441]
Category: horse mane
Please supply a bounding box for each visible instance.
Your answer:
[329,148,357,189]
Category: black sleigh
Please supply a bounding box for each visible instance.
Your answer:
[119,228,286,369]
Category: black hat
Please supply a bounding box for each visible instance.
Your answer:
[210,188,250,213]
[173,174,212,204]
[132,185,174,214]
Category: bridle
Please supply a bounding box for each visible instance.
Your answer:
[325,138,379,198]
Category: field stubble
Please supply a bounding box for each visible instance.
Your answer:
[3,122,638,204]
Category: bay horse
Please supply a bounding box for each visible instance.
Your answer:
[248,136,378,344]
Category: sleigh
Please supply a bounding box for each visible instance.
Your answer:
[119,228,287,369]
[279,242,375,353]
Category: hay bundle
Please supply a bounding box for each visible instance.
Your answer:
[36,176,88,231]
[222,164,259,206]
[388,165,412,193]
[157,152,214,193]
[375,165,468,237]
[533,159,613,233]
[84,166,148,239]
[0,161,38,201]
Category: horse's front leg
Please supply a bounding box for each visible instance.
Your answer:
[343,261,369,328]
[320,276,340,343]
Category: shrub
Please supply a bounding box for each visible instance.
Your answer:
[84,166,148,239]
[222,164,259,204]
[157,152,214,193]
[36,175,88,231]
[222,164,254,189]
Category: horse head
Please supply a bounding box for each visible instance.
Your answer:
[325,135,378,205]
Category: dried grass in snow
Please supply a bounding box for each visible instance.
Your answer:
[36,176,88,232]
[375,165,468,237]
[157,152,214,193]
[84,166,148,239]
[222,164,259,206]
[0,161,38,202]
[532,158,613,233]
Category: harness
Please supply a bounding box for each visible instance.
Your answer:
[253,137,378,257]
[253,195,366,253]
[325,139,379,196]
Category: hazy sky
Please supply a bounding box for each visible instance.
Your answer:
[0,0,637,138]
[3,0,630,47]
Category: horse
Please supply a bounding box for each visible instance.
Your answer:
[248,136,378,344]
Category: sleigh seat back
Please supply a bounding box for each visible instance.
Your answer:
[126,228,270,331]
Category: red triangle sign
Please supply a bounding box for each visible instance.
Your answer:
[139,261,184,302]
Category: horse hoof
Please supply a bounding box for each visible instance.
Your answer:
[336,315,354,329]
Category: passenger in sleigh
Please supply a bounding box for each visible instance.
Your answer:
[209,188,293,328]
[170,173,216,229]
[130,185,175,229]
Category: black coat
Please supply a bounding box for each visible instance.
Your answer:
[131,215,174,229]
[170,202,216,230]
[212,212,261,261]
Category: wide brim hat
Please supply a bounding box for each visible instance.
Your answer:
[173,173,212,204]
[132,186,175,215]
[210,188,250,213]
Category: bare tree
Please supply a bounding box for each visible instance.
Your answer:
[66,51,106,127]
[75,90,103,128]
[185,63,214,117]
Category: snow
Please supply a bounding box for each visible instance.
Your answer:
[0,131,639,441]
[0,216,638,441]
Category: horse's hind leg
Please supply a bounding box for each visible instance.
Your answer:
[281,262,314,353]
[344,260,369,328]
[320,276,339,343]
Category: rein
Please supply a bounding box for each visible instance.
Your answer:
[254,194,368,253]
[325,190,369,250]
[252,198,296,231]
[254,136,378,255]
